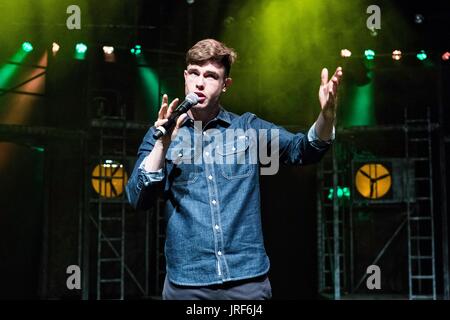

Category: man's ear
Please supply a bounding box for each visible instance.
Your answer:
[223,77,233,92]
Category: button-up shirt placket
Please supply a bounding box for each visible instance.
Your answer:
[203,127,229,280]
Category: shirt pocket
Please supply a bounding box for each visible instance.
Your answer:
[166,147,199,185]
[217,136,254,180]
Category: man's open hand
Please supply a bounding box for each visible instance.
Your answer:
[319,67,343,120]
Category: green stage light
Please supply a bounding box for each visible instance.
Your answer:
[343,187,350,198]
[327,186,351,200]
[22,42,33,53]
[364,49,375,60]
[131,45,142,56]
[416,50,427,61]
[76,43,88,54]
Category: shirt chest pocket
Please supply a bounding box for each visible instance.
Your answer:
[166,148,199,185]
[217,136,254,180]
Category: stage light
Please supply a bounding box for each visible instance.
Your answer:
[416,50,427,61]
[392,50,402,61]
[130,45,142,56]
[52,42,60,55]
[414,14,424,24]
[103,46,114,54]
[327,186,351,200]
[91,161,128,198]
[340,49,352,58]
[364,49,375,60]
[75,43,87,60]
[355,163,391,200]
[442,52,450,61]
[22,42,33,53]
[75,43,87,54]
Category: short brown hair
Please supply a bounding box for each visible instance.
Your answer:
[186,39,237,77]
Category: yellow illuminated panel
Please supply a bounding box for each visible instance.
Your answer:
[355,163,391,199]
[91,162,128,198]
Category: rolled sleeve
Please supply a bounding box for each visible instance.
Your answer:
[307,121,335,150]
[137,165,165,187]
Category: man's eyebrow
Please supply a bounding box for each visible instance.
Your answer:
[204,70,219,77]
[187,67,219,77]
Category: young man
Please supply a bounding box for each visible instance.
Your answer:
[126,39,342,300]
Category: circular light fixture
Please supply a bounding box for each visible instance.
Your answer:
[91,161,128,198]
[355,163,392,199]
[103,46,114,55]
[392,50,402,61]
[340,49,352,58]
[22,42,33,53]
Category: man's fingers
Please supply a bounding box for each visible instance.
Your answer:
[154,118,168,128]
[321,68,328,86]
[158,94,169,119]
[333,67,343,82]
[167,98,179,118]
[172,114,188,138]
[175,113,188,128]
[158,103,168,119]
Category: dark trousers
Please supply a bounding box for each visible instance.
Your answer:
[162,274,272,300]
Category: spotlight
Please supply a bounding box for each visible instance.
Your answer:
[75,43,88,54]
[52,42,60,55]
[442,52,450,61]
[392,50,402,61]
[186,0,194,4]
[130,45,142,56]
[364,49,375,60]
[75,43,88,60]
[22,42,33,53]
[416,50,427,61]
[224,16,235,28]
[103,46,114,55]
[340,49,352,58]
[414,14,424,24]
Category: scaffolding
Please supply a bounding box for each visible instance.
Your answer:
[404,108,437,299]
[317,107,439,300]
[81,94,151,300]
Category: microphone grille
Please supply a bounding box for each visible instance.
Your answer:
[185,92,199,104]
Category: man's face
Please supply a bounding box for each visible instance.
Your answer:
[184,61,229,110]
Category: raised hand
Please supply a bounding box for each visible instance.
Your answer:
[154,94,188,147]
[319,67,343,120]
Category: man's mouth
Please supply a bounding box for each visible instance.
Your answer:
[195,92,206,103]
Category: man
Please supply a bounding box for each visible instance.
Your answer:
[126,39,342,300]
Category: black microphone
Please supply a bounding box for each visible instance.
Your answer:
[152,92,199,140]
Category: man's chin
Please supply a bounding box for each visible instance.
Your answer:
[192,103,208,110]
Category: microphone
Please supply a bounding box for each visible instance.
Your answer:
[152,92,199,140]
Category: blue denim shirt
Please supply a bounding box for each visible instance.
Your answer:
[126,108,333,286]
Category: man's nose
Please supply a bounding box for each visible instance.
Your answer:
[195,76,205,89]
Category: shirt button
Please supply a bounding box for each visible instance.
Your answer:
[211,199,217,205]
[214,225,220,230]
[217,251,222,256]
[203,131,207,136]
[208,175,213,180]
[205,151,210,156]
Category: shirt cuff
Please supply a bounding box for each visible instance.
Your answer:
[307,121,335,150]
[138,164,165,187]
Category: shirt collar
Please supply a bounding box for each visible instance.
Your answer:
[184,106,232,128]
